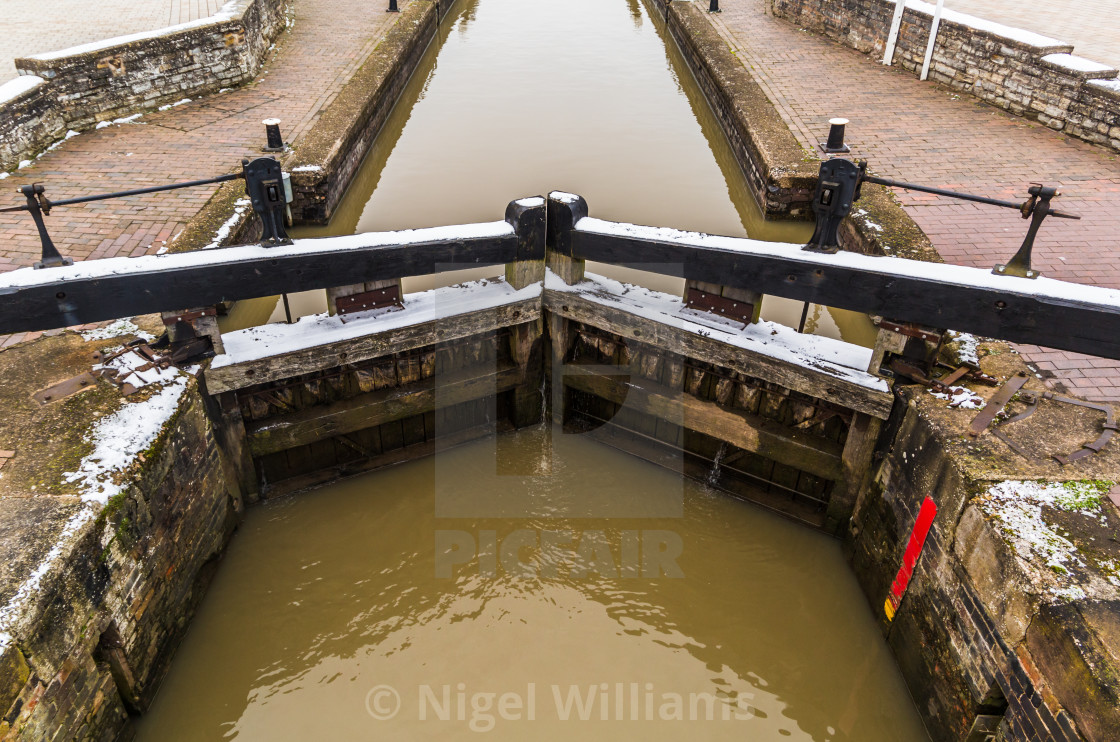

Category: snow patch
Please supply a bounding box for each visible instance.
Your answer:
[1041,54,1115,74]
[63,375,190,505]
[573,217,1120,311]
[853,208,883,232]
[95,113,144,129]
[96,350,181,390]
[80,319,154,342]
[979,481,1087,573]
[547,270,888,392]
[0,75,45,104]
[975,480,1117,602]
[213,278,540,367]
[0,221,515,288]
[949,331,980,366]
[548,190,582,204]
[290,165,322,173]
[1089,78,1120,93]
[204,198,252,249]
[929,385,985,409]
[157,98,192,111]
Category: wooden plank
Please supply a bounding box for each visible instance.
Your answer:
[571,227,1120,361]
[543,290,892,419]
[569,417,827,529]
[0,231,520,334]
[206,297,540,393]
[826,412,883,534]
[259,421,508,500]
[562,366,843,480]
[247,363,523,456]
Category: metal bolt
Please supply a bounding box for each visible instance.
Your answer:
[709,0,721,12]
[387,0,399,11]
[820,118,851,154]
[263,118,284,152]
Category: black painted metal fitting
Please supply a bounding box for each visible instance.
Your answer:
[820,118,851,154]
[709,0,721,12]
[21,185,73,270]
[805,158,862,253]
[263,118,285,152]
[242,157,293,247]
[387,0,399,12]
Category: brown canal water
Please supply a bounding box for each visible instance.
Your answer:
[133,429,929,740]
[222,0,875,347]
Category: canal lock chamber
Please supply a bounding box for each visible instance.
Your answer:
[127,0,922,728]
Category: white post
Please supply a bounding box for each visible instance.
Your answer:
[920,0,946,80]
[882,0,907,66]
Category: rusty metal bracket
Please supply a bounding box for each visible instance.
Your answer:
[161,308,217,326]
[684,287,756,327]
[32,372,98,405]
[336,286,403,317]
[968,371,1029,437]
[1049,396,1117,464]
[876,319,944,344]
[987,389,1117,464]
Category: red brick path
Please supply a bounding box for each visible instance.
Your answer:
[707,0,1120,402]
[0,0,407,347]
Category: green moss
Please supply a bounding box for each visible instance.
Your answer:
[1053,480,1113,512]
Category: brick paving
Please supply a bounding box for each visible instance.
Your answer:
[942,0,1120,70]
[0,0,408,347]
[1,1,225,83]
[707,0,1120,402]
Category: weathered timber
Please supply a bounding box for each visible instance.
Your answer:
[543,289,893,419]
[546,193,587,285]
[825,412,883,533]
[569,416,828,527]
[246,362,525,456]
[0,230,520,334]
[508,319,545,428]
[504,196,547,290]
[259,421,507,499]
[206,297,540,393]
[562,366,843,480]
[546,311,574,424]
[570,224,1120,360]
[213,389,259,503]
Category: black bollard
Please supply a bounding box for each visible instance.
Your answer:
[387,0,399,12]
[709,0,721,12]
[263,118,285,152]
[819,117,851,153]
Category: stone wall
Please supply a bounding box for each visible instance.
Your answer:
[0,0,287,172]
[772,0,1120,153]
[0,383,240,741]
[848,358,1120,742]
[0,77,66,176]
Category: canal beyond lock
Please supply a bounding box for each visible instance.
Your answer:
[140,1,928,739]
[221,0,875,347]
